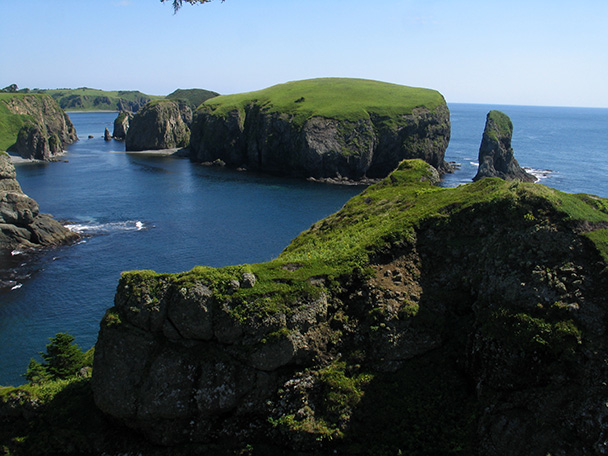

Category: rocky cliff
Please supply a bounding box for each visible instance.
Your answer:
[0,153,78,251]
[125,100,191,151]
[0,94,78,160]
[112,111,133,140]
[189,78,452,181]
[92,160,608,455]
[473,110,536,182]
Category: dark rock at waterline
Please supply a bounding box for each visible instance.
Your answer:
[0,153,78,252]
[104,128,112,141]
[473,110,536,182]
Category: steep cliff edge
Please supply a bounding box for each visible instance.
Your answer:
[0,93,77,160]
[92,160,608,455]
[125,100,191,151]
[473,110,536,182]
[0,153,78,251]
[189,78,451,181]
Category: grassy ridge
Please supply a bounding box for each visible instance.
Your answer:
[33,88,163,111]
[166,88,219,110]
[200,78,446,126]
[125,160,608,323]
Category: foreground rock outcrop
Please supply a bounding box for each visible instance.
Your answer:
[473,110,536,182]
[93,160,608,455]
[125,100,192,151]
[190,78,452,181]
[0,153,78,251]
[0,94,78,160]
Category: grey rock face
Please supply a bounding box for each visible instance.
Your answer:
[125,100,192,151]
[473,110,536,182]
[0,153,78,251]
[189,104,451,181]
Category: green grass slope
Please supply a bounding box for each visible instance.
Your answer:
[122,159,608,324]
[166,88,219,110]
[199,78,446,126]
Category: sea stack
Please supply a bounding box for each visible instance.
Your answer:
[112,111,133,140]
[473,110,536,182]
[125,100,191,151]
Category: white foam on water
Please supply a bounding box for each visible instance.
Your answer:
[11,283,22,291]
[523,167,553,181]
[66,220,147,235]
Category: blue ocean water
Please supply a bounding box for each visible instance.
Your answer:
[0,104,606,386]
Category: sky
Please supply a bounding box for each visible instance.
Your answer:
[1,0,607,108]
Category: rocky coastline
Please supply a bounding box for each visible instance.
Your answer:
[89,160,608,455]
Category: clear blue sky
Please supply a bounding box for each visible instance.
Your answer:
[2,0,607,107]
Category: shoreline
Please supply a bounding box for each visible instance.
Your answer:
[6,150,68,164]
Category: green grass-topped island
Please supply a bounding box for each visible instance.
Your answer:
[190,78,452,181]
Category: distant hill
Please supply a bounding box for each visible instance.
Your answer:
[166,88,219,110]
[32,88,164,112]
[31,88,220,113]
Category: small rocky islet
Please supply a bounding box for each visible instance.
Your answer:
[2,79,608,455]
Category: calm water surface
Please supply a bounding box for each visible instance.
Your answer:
[0,104,606,385]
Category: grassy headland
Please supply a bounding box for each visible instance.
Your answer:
[199,78,445,127]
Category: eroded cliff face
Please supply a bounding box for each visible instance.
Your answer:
[125,100,191,151]
[473,110,536,182]
[2,94,78,160]
[92,161,608,455]
[190,103,451,181]
[0,153,78,251]
[112,111,133,140]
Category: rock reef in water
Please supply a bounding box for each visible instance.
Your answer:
[0,153,78,251]
[189,78,452,181]
[0,94,78,160]
[92,160,608,455]
[125,100,191,151]
[473,110,536,182]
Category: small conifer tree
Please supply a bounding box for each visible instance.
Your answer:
[24,358,50,384]
[41,333,85,380]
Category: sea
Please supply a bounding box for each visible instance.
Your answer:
[0,103,606,386]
